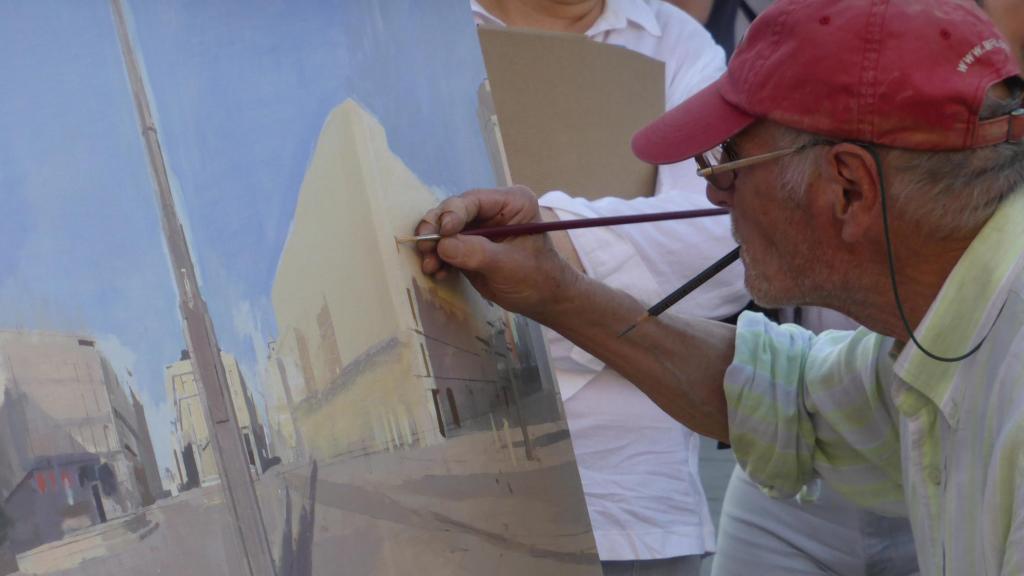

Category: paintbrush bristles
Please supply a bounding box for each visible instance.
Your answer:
[617,313,650,338]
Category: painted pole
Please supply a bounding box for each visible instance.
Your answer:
[108,2,277,574]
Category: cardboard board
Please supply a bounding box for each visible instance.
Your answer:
[478,26,664,200]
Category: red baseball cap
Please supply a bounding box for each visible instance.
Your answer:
[633,0,1024,165]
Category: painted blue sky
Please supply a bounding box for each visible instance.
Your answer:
[0,0,492,480]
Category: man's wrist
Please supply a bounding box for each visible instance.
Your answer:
[531,255,588,327]
[540,207,584,273]
[532,261,647,341]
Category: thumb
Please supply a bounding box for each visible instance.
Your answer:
[437,234,505,274]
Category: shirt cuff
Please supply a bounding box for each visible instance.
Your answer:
[724,311,818,498]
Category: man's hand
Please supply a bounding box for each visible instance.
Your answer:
[415,186,581,322]
[415,186,735,442]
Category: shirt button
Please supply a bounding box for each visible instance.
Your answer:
[927,467,942,486]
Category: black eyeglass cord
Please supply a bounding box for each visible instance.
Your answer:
[863,144,1003,363]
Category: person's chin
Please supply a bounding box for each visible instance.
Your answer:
[750,291,794,310]
[745,271,793,310]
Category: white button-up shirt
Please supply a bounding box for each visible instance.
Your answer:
[473,0,748,560]
[726,188,1024,575]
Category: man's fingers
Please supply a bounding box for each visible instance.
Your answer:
[437,187,539,236]
[428,195,473,237]
[439,208,464,237]
[416,186,540,245]
[414,187,540,281]
[468,186,539,227]
[417,207,441,235]
[437,234,507,274]
[415,208,442,253]
[421,254,444,276]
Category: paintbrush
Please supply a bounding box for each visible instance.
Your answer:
[618,246,741,338]
[395,207,728,244]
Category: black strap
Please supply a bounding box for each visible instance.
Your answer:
[704,0,740,58]
[737,0,759,22]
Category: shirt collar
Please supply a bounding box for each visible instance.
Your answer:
[470,0,504,27]
[590,0,662,37]
[893,188,1024,425]
[469,0,662,38]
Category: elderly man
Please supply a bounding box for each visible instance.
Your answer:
[418,0,1024,573]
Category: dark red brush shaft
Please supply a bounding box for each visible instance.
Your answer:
[462,207,729,239]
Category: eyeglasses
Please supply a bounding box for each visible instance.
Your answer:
[695,140,829,190]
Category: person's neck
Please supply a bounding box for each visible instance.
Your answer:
[832,231,976,342]
[478,0,606,34]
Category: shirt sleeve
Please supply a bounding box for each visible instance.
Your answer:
[1001,454,1024,575]
[653,2,728,203]
[655,2,727,109]
[725,312,906,515]
[539,189,749,320]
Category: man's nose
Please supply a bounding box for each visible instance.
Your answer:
[705,181,733,208]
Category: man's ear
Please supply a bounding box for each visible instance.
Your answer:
[824,143,881,243]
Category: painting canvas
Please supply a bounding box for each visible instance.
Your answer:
[0,1,600,575]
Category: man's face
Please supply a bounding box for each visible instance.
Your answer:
[705,124,839,308]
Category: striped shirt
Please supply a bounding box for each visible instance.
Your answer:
[724,188,1024,576]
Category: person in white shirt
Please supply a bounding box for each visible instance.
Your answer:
[471,1,748,574]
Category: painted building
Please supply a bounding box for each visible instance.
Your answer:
[130,388,166,502]
[269,100,553,462]
[165,350,268,491]
[262,340,305,465]
[0,331,159,556]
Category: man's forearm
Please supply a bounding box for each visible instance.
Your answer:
[537,271,735,442]
[539,206,584,272]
